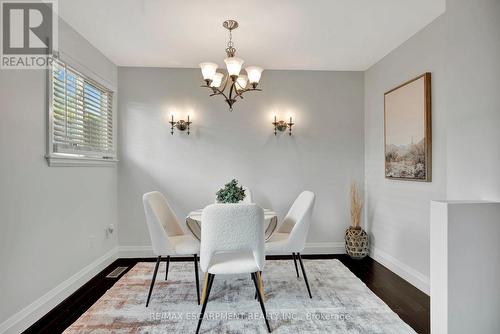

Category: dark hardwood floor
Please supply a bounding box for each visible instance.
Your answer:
[23,255,429,334]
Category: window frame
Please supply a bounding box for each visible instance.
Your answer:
[46,57,118,167]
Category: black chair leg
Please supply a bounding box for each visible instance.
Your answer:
[165,255,170,280]
[146,256,161,307]
[194,254,200,305]
[292,253,300,277]
[196,273,215,334]
[251,272,272,333]
[252,274,258,299]
[254,270,262,300]
[297,253,312,298]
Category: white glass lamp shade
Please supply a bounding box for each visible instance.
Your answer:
[199,62,218,81]
[246,66,264,84]
[210,72,224,88]
[236,75,248,91]
[224,57,244,77]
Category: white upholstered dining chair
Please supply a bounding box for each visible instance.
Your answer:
[142,191,201,306]
[265,191,316,298]
[196,204,271,333]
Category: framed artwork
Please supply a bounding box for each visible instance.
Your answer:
[384,73,431,181]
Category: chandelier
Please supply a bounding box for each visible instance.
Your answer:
[199,20,263,111]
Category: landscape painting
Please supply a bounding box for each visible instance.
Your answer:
[384,73,431,181]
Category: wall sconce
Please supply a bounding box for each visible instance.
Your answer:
[169,114,192,135]
[272,115,294,136]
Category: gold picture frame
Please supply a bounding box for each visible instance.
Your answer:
[384,73,432,181]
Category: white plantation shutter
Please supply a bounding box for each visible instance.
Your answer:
[51,59,115,159]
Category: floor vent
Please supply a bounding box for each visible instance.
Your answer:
[106,266,128,279]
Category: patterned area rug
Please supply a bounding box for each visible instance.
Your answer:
[65,259,416,333]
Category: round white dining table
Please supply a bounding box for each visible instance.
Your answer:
[185,208,278,241]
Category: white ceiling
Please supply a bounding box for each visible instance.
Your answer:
[59,0,445,71]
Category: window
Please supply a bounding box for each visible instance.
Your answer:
[47,58,116,166]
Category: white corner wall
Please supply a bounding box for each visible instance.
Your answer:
[0,19,118,333]
[431,201,500,334]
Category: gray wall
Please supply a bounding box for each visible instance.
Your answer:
[0,19,118,325]
[364,16,447,294]
[364,0,500,295]
[117,68,364,251]
[445,0,500,200]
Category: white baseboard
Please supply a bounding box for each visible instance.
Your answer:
[371,247,430,295]
[303,242,346,254]
[119,242,346,258]
[118,245,156,258]
[0,247,119,334]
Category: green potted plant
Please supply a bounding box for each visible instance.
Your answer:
[216,179,246,203]
[345,181,369,259]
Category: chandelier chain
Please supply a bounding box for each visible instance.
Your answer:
[227,29,233,48]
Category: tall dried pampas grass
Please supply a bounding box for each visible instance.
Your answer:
[350,181,363,229]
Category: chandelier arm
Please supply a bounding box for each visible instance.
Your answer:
[220,74,230,92]
[235,87,262,99]
[201,85,225,97]
[228,81,235,101]
[234,89,246,99]
[210,87,229,100]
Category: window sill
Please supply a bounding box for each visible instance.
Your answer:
[45,155,118,167]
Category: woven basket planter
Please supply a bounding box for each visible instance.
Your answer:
[345,227,369,259]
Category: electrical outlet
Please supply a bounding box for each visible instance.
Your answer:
[105,224,115,239]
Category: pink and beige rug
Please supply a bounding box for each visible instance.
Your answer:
[64,259,415,333]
